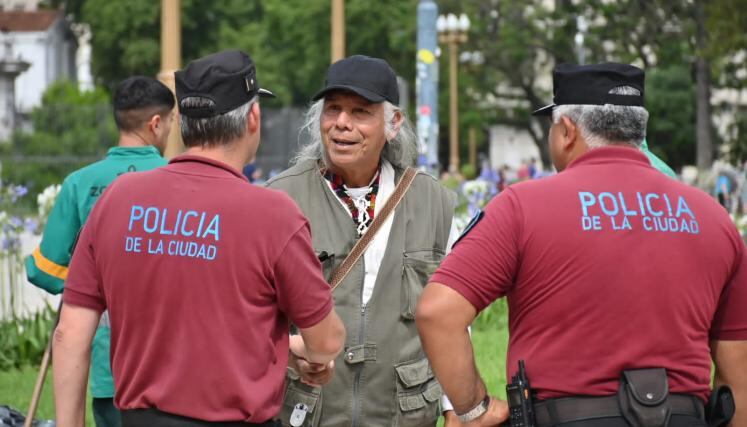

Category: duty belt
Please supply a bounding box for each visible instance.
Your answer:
[533,394,704,427]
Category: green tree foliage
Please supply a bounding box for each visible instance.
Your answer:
[52,0,418,105]
[706,0,747,164]
[646,66,696,169]
[82,0,161,88]
[204,0,419,106]
[0,81,116,200]
[706,0,747,87]
[41,0,747,169]
[435,1,560,165]
[435,0,703,166]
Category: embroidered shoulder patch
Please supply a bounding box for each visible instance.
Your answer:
[453,210,484,248]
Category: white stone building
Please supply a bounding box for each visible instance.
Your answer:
[0,8,78,115]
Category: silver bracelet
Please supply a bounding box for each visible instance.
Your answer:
[457,395,491,423]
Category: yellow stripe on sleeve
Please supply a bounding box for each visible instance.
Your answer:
[32,246,68,280]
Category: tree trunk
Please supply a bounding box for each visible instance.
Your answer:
[520,82,552,167]
[694,0,713,171]
[528,119,551,168]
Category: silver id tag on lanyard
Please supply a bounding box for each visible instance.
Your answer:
[289,403,309,427]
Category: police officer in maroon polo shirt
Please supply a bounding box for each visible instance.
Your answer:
[52,50,346,427]
[416,63,747,426]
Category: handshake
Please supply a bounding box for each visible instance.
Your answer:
[288,335,336,387]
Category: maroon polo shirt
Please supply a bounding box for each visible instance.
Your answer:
[64,155,334,422]
[431,146,747,402]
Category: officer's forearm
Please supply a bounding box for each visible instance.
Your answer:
[417,282,486,413]
[53,304,99,427]
[298,310,346,365]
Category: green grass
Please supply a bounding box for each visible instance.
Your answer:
[473,319,509,399]
[437,305,508,426]
[0,364,94,425]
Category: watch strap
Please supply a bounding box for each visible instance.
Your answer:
[457,395,491,423]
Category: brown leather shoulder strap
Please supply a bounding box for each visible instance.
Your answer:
[328,167,418,291]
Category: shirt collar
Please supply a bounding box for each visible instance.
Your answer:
[168,154,248,182]
[107,146,161,157]
[566,145,652,170]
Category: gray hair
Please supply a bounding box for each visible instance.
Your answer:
[552,86,649,148]
[179,96,257,147]
[294,99,418,169]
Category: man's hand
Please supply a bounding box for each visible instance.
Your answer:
[290,355,335,387]
[289,335,336,387]
[443,410,463,427]
[463,397,509,427]
[289,334,308,359]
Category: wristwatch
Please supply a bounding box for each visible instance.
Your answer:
[457,395,491,423]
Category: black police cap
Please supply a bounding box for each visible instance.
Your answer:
[175,50,275,119]
[312,55,399,105]
[532,62,645,116]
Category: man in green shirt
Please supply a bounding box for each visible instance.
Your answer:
[640,138,677,178]
[25,76,175,427]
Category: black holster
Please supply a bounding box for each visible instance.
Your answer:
[705,386,735,427]
[618,368,672,427]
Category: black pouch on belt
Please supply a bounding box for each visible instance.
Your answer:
[705,385,735,427]
[618,368,672,427]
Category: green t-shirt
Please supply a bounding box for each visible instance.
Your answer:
[25,146,167,398]
[640,139,677,179]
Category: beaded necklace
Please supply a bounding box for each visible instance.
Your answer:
[322,167,381,236]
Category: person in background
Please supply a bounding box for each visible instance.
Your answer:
[26,75,175,427]
[640,138,677,179]
[715,170,735,212]
[527,158,537,178]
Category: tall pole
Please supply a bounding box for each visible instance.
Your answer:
[439,13,468,174]
[468,126,477,171]
[416,0,440,172]
[448,40,459,173]
[331,0,345,63]
[159,0,182,158]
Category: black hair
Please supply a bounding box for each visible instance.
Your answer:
[113,76,175,132]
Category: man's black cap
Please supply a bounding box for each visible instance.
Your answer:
[312,55,399,105]
[175,50,275,119]
[532,63,645,116]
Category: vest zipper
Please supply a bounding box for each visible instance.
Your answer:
[351,304,366,427]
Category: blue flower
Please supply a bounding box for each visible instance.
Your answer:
[24,217,38,233]
[1,235,20,251]
[13,185,28,198]
[9,216,23,229]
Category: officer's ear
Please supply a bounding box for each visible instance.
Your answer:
[559,115,579,150]
[247,102,261,134]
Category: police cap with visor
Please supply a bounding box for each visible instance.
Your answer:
[532,62,645,116]
[175,49,275,119]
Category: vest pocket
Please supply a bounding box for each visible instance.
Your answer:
[401,249,445,319]
[394,357,442,426]
[280,376,323,427]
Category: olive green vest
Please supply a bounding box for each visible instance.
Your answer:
[265,160,456,427]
